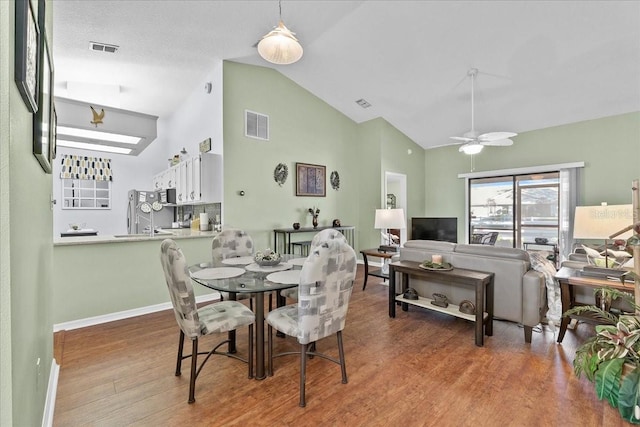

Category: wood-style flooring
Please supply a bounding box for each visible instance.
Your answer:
[53,266,629,426]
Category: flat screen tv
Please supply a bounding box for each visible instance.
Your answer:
[411,217,458,243]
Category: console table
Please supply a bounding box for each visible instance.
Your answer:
[273,225,355,254]
[555,266,635,343]
[389,260,494,346]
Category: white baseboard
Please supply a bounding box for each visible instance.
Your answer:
[53,292,220,332]
[42,359,59,427]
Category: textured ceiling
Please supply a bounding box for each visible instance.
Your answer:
[52,1,640,150]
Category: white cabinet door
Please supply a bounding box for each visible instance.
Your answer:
[153,172,163,190]
[176,161,188,204]
[189,155,201,203]
[165,166,177,189]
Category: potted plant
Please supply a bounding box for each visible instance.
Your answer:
[565,287,640,423]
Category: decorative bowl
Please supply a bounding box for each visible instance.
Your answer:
[254,249,281,266]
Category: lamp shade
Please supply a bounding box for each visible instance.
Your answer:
[459,143,483,155]
[573,204,633,240]
[257,21,303,65]
[374,208,406,230]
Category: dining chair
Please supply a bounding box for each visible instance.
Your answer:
[280,228,349,301]
[266,235,357,407]
[211,229,258,306]
[160,239,255,404]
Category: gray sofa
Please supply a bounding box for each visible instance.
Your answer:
[398,240,547,342]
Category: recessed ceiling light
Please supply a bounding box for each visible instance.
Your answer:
[57,126,141,144]
[57,140,132,154]
[355,98,371,108]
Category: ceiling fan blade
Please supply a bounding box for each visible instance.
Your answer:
[478,131,517,142]
[482,138,513,146]
[450,136,475,142]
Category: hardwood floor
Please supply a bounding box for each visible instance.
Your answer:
[53,266,629,426]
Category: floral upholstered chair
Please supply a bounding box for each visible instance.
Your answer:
[280,228,349,301]
[266,234,357,407]
[160,239,255,404]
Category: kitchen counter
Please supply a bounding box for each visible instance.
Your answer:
[54,228,218,246]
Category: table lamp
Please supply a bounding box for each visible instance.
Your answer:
[573,204,633,267]
[374,208,406,252]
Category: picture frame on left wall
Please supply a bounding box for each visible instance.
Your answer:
[33,28,53,173]
[14,0,40,113]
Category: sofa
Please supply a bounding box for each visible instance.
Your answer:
[398,240,547,343]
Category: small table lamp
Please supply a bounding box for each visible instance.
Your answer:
[374,208,406,252]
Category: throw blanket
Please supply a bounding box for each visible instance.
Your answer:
[528,251,561,331]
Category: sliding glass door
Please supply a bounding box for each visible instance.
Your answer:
[469,172,559,248]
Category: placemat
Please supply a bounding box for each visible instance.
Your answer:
[266,270,301,285]
[190,267,245,280]
[245,262,292,273]
[221,256,255,266]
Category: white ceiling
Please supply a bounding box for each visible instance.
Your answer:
[52,0,640,150]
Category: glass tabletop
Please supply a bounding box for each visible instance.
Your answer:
[188,254,303,293]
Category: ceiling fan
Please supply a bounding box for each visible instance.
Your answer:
[451,68,517,155]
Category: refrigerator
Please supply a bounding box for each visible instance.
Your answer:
[127,190,175,234]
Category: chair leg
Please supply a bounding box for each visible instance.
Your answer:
[175,330,185,376]
[337,331,348,384]
[299,343,307,407]
[248,324,254,379]
[188,338,198,404]
[267,325,273,376]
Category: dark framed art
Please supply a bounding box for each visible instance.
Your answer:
[296,162,326,197]
[33,28,53,173]
[14,0,40,112]
[50,103,57,161]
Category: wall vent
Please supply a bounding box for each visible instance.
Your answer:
[245,110,269,141]
[89,41,119,53]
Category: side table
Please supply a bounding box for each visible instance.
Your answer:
[360,248,397,291]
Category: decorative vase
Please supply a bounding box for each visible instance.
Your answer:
[293,222,300,230]
[312,217,318,229]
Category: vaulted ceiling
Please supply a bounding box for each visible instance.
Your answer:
[52,1,640,150]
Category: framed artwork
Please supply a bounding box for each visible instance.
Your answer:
[33,28,53,173]
[296,162,326,197]
[14,0,40,112]
[50,103,57,160]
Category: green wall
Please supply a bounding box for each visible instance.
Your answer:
[1,1,54,425]
[222,61,425,253]
[425,111,640,241]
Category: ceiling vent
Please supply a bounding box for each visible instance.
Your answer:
[356,98,372,108]
[245,110,269,141]
[89,41,119,53]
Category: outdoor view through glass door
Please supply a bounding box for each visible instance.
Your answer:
[469,172,559,249]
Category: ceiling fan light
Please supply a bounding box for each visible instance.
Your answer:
[460,143,484,155]
[257,21,303,65]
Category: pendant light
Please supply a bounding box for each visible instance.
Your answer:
[257,0,303,65]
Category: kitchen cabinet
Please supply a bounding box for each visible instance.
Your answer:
[170,153,221,205]
[153,167,177,190]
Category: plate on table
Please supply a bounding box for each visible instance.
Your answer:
[418,261,453,271]
[221,256,255,266]
[190,267,245,280]
[288,257,307,267]
[245,262,292,273]
[266,270,301,285]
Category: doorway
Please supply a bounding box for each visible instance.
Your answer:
[384,172,407,245]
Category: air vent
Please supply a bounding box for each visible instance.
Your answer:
[245,110,269,141]
[89,41,119,53]
[356,98,372,108]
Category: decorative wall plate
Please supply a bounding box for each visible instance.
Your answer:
[330,170,340,190]
[274,163,288,186]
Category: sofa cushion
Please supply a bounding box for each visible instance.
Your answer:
[454,244,530,263]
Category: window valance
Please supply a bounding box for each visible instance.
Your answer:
[60,155,113,181]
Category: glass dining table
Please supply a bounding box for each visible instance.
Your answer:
[189,254,304,380]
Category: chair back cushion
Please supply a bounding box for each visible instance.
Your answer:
[160,239,201,338]
[310,228,348,249]
[297,237,356,344]
[212,229,254,261]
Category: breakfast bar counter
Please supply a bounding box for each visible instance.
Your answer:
[54,228,217,246]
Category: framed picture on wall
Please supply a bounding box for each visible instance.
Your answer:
[33,28,53,173]
[296,162,326,197]
[14,0,40,113]
[50,103,57,160]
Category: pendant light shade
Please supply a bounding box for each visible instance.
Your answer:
[459,142,483,155]
[258,1,303,65]
[258,20,303,65]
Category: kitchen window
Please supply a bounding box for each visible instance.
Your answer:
[61,179,111,209]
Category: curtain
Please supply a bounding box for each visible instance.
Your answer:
[59,154,113,181]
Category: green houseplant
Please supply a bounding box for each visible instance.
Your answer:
[566,286,640,423]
